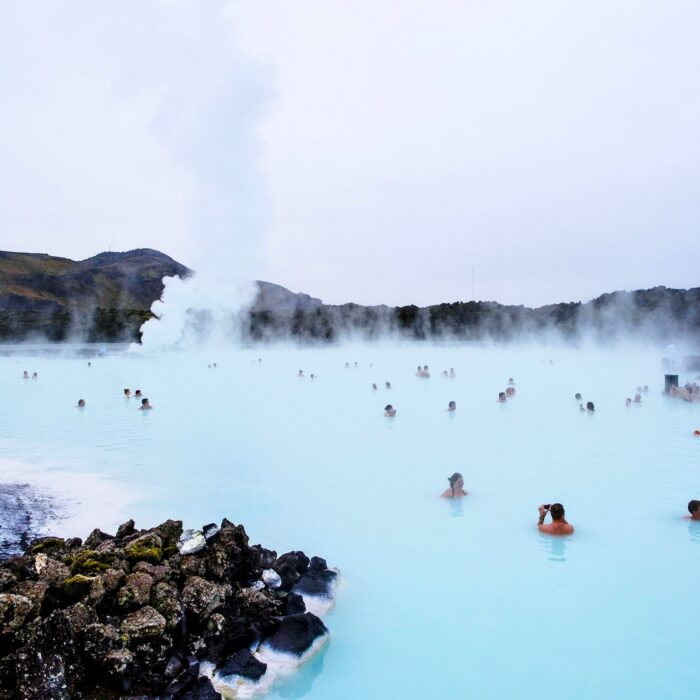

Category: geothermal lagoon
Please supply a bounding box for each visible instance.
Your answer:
[2,342,700,698]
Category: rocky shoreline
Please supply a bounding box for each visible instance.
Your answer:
[0,518,338,699]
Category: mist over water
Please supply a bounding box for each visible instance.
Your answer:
[3,340,700,698]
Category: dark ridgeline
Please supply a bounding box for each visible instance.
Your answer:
[1,248,699,343]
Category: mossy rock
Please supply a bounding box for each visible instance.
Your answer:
[31,537,67,555]
[125,544,162,565]
[70,549,116,575]
[63,575,95,599]
[161,545,178,560]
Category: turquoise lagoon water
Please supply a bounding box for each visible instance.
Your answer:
[1,342,700,699]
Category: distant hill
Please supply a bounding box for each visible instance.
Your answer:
[0,249,191,312]
[0,248,698,343]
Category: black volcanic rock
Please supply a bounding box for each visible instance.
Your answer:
[0,517,335,699]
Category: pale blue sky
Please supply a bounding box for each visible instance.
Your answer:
[1,1,698,307]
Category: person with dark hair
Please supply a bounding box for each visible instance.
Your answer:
[508,378,515,386]
[135,389,142,398]
[633,394,642,403]
[447,401,456,412]
[385,381,391,389]
[687,501,700,520]
[586,401,595,412]
[297,369,304,378]
[625,398,632,406]
[77,399,86,408]
[449,368,456,378]
[416,366,422,376]
[442,473,468,498]
[124,388,131,398]
[575,393,582,400]
[498,392,507,403]
[537,503,574,535]
[22,371,29,379]
[139,398,153,410]
[384,404,396,417]
[372,383,378,390]
[422,365,431,378]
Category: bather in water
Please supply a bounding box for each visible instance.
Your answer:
[442,472,468,498]
[139,398,153,410]
[447,401,456,411]
[384,404,396,417]
[537,503,574,535]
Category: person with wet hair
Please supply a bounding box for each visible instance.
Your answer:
[385,381,391,389]
[32,372,37,380]
[297,369,304,377]
[139,398,153,410]
[422,365,431,378]
[447,401,456,411]
[77,399,86,408]
[508,378,515,385]
[384,404,396,417]
[537,503,574,535]
[687,500,700,520]
[633,394,642,403]
[575,393,582,401]
[22,371,29,379]
[124,388,131,398]
[442,472,468,498]
[449,368,456,378]
[416,366,422,376]
[135,389,142,398]
[372,383,378,390]
[586,401,595,412]
[498,392,507,403]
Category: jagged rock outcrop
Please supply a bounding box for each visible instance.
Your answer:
[0,517,337,699]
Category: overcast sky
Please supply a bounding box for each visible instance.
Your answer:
[1,1,699,307]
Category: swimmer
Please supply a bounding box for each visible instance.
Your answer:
[258,358,262,363]
[574,393,582,401]
[586,401,595,412]
[441,370,448,377]
[87,362,91,367]
[694,429,700,436]
[22,371,29,379]
[32,372,37,380]
[213,363,217,368]
[498,392,507,403]
[447,401,456,411]
[422,365,430,378]
[77,399,86,408]
[416,366,422,376]
[537,503,574,535]
[139,398,153,410]
[298,370,304,377]
[505,387,514,397]
[135,389,142,398]
[372,383,378,390]
[124,388,131,398]
[385,381,391,389]
[634,394,642,403]
[441,472,468,498]
[625,398,632,406]
[508,378,515,385]
[345,362,350,368]
[310,373,316,380]
[449,368,455,378]
[643,385,649,393]
[384,404,396,417]
[687,500,700,521]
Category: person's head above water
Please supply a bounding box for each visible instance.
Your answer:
[549,503,565,520]
[498,392,506,402]
[385,381,391,388]
[135,389,142,397]
[77,399,85,408]
[448,401,456,411]
[575,393,582,400]
[442,472,468,498]
[586,401,595,411]
[384,404,396,416]
[124,388,131,397]
[688,500,700,519]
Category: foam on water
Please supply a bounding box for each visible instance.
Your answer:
[1,342,700,699]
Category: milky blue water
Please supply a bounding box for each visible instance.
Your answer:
[1,342,699,699]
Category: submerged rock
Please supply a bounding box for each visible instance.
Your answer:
[218,648,267,681]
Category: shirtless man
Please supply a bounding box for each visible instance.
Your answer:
[139,398,153,410]
[687,500,700,521]
[537,503,574,535]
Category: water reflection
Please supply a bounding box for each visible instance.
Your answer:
[449,498,464,518]
[539,534,567,562]
[688,521,700,544]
